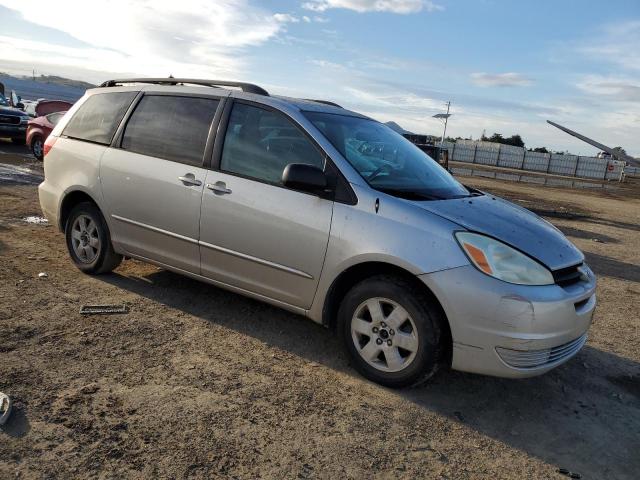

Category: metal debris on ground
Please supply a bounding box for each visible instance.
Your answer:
[0,392,12,426]
[38,272,48,279]
[557,467,582,479]
[80,305,130,315]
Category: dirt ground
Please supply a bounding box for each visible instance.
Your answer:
[1,141,639,479]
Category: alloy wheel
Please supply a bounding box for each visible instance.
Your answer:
[32,138,43,159]
[351,297,419,372]
[70,214,100,263]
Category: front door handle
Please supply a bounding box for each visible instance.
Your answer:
[206,181,232,195]
[178,174,202,187]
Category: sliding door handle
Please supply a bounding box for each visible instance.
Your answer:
[206,182,232,195]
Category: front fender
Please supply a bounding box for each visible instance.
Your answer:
[307,185,471,323]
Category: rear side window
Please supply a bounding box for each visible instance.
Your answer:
[47,112,64,126]
[121,95,220,166]
[63,92,137,144]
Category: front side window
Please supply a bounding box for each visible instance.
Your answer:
[122,95,220,166]
[220,103,324,185]
[63,92,137,144]
[304,112,470,200]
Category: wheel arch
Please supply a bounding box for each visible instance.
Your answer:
[321,261,452,365]
[26,126,43,146]
[58,189,102,232]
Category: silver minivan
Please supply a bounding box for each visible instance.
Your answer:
[39,78,596,387]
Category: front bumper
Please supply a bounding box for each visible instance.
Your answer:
[419,264,596,378]
[0,124,27,139]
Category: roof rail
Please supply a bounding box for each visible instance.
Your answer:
[305,99,342,108]
[99,78,269,96]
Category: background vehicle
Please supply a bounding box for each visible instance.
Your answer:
[0,93,30,144]
[38,78,596,388]
[26,101,72,159]
[24,99,73,118]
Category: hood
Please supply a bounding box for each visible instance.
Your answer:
[0,105,28,117]
[35,100,73,117]
[413,194,584,271]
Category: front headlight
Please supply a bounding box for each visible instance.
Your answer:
[20,116,29,124]
[455,232,554,286]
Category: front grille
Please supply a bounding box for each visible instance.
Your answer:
[0,115,21,125]
[496,333,587,369]
[552,263,583,287]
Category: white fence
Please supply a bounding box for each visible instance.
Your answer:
[442,140,628,181]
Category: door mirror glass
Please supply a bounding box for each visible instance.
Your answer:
[282,163,328,195]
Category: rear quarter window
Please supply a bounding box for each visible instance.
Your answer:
[63,92,137,144]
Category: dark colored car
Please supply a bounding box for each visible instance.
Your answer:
[0,93,30,144]
[26,101,72,159]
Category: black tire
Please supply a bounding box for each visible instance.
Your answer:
[11,137,26,145]
[65,202,122,274]
[31,135,43,160]
[338,275,446,388]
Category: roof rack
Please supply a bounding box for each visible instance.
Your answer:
[305,99,342,108]
[99,78,269,96]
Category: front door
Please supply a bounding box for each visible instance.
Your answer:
[100,94,221,273]
[199,102,333,308]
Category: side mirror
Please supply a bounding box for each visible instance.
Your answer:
[282,163,329,196]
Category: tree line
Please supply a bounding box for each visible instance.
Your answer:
[445,132,553,154]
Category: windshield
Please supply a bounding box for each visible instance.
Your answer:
[304,112,470,200]
[0,94,8,107]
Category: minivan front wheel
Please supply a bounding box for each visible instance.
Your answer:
[339,275,445,388]
[65,202,122,274]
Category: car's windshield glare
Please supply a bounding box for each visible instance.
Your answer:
[303,112,470,200]
[0,94,8,106]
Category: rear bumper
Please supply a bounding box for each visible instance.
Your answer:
[419,264,596,378]
[38,180,61,229]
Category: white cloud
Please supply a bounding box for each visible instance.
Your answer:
[302,15,312,22]
[471,72,534,87]
[274,13,300,23]
[309,59,345,69]
[302,0,443,14]
[577,21,640,72]
[577,75,640,103]
[0,0,285,79]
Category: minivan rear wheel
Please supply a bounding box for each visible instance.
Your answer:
[338,275,445,388]
[65,202,122,274]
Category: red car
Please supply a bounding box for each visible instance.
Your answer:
[26,101,73,160]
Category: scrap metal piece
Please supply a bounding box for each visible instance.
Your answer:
[0,392,12,426]
[80,305,130,315]
[557,468,582,479]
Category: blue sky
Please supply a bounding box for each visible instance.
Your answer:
[1,0,638,155]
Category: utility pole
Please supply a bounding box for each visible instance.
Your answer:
[432,101,452,147]
[441,101,450,146]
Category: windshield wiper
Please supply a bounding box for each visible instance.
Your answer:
[377,187,445,201]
